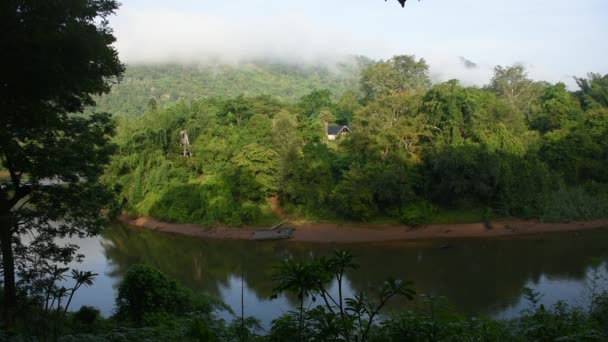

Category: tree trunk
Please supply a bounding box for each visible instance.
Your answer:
[0,221,16,329]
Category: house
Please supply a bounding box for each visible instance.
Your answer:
[326,125,352,140]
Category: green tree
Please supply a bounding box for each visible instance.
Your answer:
[423,145,501,208]
[272,110,303,194]
[392,55,432,91]
[488,64,544,118]
[360,62,401,101]
[283,143,338,217]
[241,113,273,146]
[219,94,253,126]
[336,90,362,124]
[297,89,334,118]
[319,109,335,137]
[115,264,196,325]
[538,127,608,184]
[575,73,608,109]
[0,0,124,327]
[530,82,582,133]
[332,165,376,221]
[485,97,529,136]
[353,91,429,161]
[360,55,430,102]
[422,80,477,145]
[231,143,279,196]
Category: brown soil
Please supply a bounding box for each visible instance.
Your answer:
[117,214,608,243]
[269,196,288,220]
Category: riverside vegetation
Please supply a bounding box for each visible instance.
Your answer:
[6,58,608,338]
[2,0,608,340]
[9,250,608,341]
[103,59,608,226]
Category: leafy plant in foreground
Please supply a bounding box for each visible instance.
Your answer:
[270,249,415,341]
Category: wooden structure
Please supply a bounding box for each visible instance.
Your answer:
[251,219,295,240]
[179,130,192,157]
[251,227,295,240]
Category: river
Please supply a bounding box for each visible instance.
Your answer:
[64,224,608,328]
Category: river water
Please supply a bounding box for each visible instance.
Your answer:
[64,224,608,328]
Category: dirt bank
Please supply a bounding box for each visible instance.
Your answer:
[117,214,608,243]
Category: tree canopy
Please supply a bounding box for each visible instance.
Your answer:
[102,58,608,226]
[360,55,431,102]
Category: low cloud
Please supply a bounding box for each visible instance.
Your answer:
[111,8,387,65]
[426,55,493,87]
[110,7,573,88]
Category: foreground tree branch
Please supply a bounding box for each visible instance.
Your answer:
[387,0,416,7]
[0,0,124,329]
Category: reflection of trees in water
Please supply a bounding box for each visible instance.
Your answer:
[102,225,608,315]
[345,234,608,315]
[102,225,325,302]
[103,225,274,298]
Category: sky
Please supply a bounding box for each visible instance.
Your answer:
[109,0,608,87]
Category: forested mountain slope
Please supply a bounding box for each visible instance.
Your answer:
[103,55,608,226]
[95,59,367,116]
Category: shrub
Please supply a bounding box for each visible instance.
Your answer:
[592,292,608,332]
[148,184,202,223]
[495,156,556,217]
[239,203,262,224]
[73,305,101,325]
[514,301,605,341]
[400,201,437,226]
[115,264,192,325]
[331,166,376,221]
[540,186,608,221]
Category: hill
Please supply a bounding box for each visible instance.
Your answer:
[94,59,367,116]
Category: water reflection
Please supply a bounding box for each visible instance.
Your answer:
[73,225,608,325]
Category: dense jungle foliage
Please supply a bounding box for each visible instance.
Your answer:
[103,56,608,226]
[6,0,607,340]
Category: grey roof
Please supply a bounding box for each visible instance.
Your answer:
[327,125,352,135]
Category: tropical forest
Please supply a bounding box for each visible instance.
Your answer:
[1,0,608,341]
[103,58,608,227]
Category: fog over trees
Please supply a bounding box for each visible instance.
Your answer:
[2,0,608,340]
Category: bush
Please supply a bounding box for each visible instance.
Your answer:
[400,201,437,226]
[495,156,556,217]
[372,295,511,342]
[148,184,203,223]
[540,186,608,221]
[422,145,500,208]
[239,202,262,224]
[73,305,101,325]
[331,165,376,221]
[149,181,265,226]
[115,264,193,325]
[592,292,608,332]
[514,301,605,341]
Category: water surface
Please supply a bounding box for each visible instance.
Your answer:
[66,224,608,327]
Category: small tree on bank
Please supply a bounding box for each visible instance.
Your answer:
[0,0,124,328]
